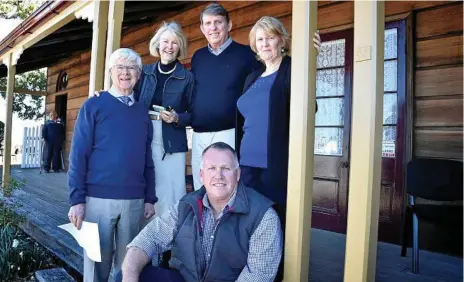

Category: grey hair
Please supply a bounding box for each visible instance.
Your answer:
[108,48,142,70]
[149,21,188,60]
[200,142,239,169]
[200,3,230,24]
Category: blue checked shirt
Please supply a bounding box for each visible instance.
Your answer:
[128,189,283,282]
[207,36,233,56]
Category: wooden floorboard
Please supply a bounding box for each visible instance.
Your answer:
[2,168,462,281]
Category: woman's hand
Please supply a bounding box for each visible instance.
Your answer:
[313,31,322,53]
[92,90,106,97]
[160,110,179,124]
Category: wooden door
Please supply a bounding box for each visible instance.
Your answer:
[378,21,407,243]
[311,23,407,241]
[311,30,353,233]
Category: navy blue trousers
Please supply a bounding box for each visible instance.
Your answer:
[240,165,287,226]
[44,142,62,171]
[115,265,185,282]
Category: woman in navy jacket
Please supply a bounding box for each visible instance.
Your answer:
[134,21,194,217]
[236,17,320,226]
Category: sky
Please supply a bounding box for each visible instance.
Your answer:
[1,18,45,152]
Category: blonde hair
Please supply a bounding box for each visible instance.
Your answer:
[249,16,291,57]
[149,21,188,60]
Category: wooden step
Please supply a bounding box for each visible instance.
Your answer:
[35,268,75,282]
[3,189,83,274]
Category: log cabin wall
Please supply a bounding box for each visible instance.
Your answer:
[46,51,91,167]
[413,2,463,160]
[45,1,462,169]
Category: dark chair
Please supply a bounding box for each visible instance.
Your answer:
[400,158,463,274]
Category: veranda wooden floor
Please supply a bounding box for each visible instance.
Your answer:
[1,168,462,281]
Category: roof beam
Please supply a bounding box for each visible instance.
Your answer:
[0,1,91,64]
[30,32,93,48]
[0,87,47,96]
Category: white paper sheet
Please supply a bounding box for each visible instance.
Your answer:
[59,222,101,262]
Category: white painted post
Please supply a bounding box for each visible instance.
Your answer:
[31,126,35,168]
[27,127,32,168]
[1,53,15,188]
[21,127,27,168]
[284,1,318,281]
[343,1,385,281]
[25,127,30,168]
[104,0,125,89]
[89,1,110,97]
[34,126,40,167]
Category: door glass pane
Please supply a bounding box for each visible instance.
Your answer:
[316,68,345,97]
[384,28,398,60]
[383,93,397,124]
[384,60,397,92]
[316,98,344,126]
[315,128,343,156]
[382,126,396,157]
[317,39,345,68]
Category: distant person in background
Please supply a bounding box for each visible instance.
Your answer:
[41,111,65,173]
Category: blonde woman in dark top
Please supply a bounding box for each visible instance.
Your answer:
[236,15,320,282]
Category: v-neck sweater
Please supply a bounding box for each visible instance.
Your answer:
[190,41,261,132]
[68,92,156,206]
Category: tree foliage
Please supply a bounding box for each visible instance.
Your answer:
[1,0,48,121]
[0,0,46,20]
[0,69,46,120]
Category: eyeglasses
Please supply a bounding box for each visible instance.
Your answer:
[113,65,139,73]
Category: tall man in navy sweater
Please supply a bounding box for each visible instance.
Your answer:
[190,3,261,190]
[67,48,157,282]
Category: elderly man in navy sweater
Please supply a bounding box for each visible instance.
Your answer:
[190,3,261,191]
[67,48,157,282]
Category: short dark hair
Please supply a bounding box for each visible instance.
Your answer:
[200,3,230,24]
[201,142,239,168]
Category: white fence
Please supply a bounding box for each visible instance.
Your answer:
[21,125,43,168]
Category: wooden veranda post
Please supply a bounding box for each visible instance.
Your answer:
[1,53,16,189]
[104,0,125,89]
[89,1,109,97]
[284,1,318,281]
[343,1,385,281]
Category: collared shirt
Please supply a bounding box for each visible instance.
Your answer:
[128,190,282,282]
[207,36,233,56]
[108,86,135,106]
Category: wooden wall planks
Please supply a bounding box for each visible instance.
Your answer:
[44,1,463,160]
[413,3,463,160]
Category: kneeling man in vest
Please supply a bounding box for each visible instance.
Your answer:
[118,142,282,282]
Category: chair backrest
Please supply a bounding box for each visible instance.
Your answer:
[407,158,463,201]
